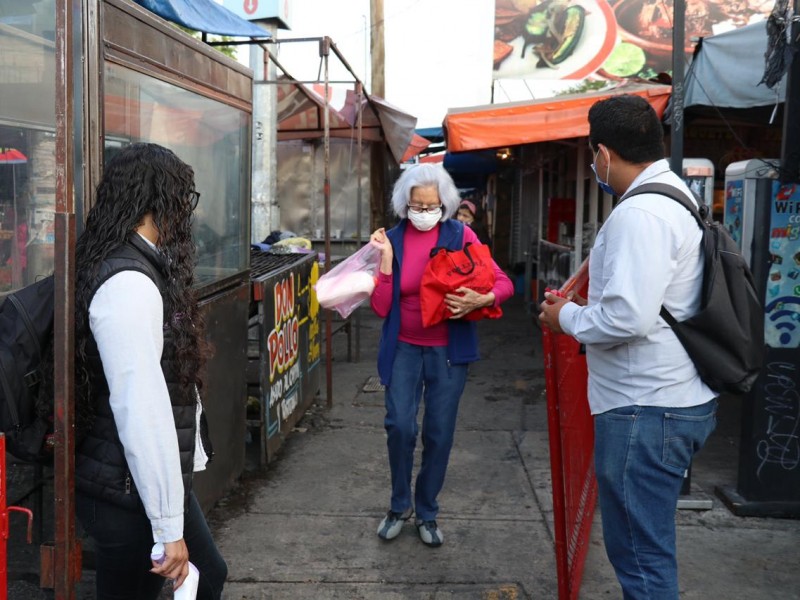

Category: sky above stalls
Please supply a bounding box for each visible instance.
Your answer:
[271,0,496,129]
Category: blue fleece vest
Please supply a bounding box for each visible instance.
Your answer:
[377,219,480,386]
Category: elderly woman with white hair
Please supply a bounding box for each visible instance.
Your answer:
[369,164,513,547]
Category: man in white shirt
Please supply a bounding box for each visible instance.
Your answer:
[539,95,718,599]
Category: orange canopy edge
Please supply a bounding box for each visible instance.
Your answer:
[401,133,432,162]
[444,83,672,153]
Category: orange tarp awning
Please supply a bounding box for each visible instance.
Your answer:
[444,83,672,153]
[401,133,432,162]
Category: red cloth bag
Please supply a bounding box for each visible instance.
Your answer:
[420,242,503,327]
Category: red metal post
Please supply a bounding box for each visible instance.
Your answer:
[0,434,34,600]
[0,433,8,600]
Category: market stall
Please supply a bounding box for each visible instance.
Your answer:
[247,249,321,466]
[444,82,671,299]
[0,0,269,590]
[443,81,672,599]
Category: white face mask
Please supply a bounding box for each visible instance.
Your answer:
[408,210,441,231]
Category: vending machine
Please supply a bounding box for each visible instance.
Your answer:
[681,158,715,207]
[718,159,800,517]
[722,159,775,264]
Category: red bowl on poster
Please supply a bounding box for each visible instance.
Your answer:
[613,0,698,64]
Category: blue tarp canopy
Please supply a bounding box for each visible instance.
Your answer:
[443,150,497,189]
[416,127,444,142]
[684,20,785,110]
[134,0,270,37]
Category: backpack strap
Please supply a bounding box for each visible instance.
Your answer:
[621,182,709,227]
[621,182,708,327]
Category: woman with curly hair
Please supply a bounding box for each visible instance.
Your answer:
[74,143,227,599]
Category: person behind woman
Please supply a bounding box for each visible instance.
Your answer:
[455,199,491,245]
[74,143,227,599]
[369,164,514,547]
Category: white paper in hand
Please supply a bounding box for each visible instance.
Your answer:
[150,542,200,600]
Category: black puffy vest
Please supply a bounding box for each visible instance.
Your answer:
[75,236,196,514]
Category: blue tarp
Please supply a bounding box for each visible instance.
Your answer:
[443,150,497,188]
[134,0,270,37]
[416,127,444,142]
[684,20,785,109]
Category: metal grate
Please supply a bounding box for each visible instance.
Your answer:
[362,376,385,393]
[250,249,313,280]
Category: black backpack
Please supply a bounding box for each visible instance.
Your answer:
[0,275,55,462]
[624,183,764,395]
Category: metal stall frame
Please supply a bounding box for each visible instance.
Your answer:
[216,35,390,407]
[50,0,83,595]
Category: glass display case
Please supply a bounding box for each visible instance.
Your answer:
[2,0,255,516]
[0,0,57,293]
[1,0,253,294]
[104,63,251,288]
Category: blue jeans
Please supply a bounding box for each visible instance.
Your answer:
[594,400,717,600]
[76,491,227,600]
[384,342,468,521]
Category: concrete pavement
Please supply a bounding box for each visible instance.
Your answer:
[6,295,799,598]
[209,297,800,600]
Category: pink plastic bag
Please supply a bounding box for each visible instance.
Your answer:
[314,244,382,318]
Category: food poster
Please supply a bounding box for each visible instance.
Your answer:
[493,0,775,81]
[764,181,800,349]
[725,178,744,248]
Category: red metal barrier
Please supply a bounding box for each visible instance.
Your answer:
[543,261,596,600]
[0,434,34,600]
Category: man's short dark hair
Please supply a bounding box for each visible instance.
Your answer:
[588,95,665,164]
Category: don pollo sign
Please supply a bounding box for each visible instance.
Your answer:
[268,275,299,382]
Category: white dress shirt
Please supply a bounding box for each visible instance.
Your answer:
[89,234,208,542]
[559,160,717,414]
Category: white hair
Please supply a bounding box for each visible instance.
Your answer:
[390,164,461,221]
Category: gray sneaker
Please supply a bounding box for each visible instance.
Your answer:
[415,519,444,547]
[377,507,414,540]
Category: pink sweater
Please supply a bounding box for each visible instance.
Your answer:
[371,223,514,346]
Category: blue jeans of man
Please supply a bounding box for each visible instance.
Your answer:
[384,342,468,521]
[76,490,228,600]
[594,399,717,600]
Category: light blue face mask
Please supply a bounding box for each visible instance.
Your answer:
[591,148,615,196]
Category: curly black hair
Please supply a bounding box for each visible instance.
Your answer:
[75,143,207,415]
